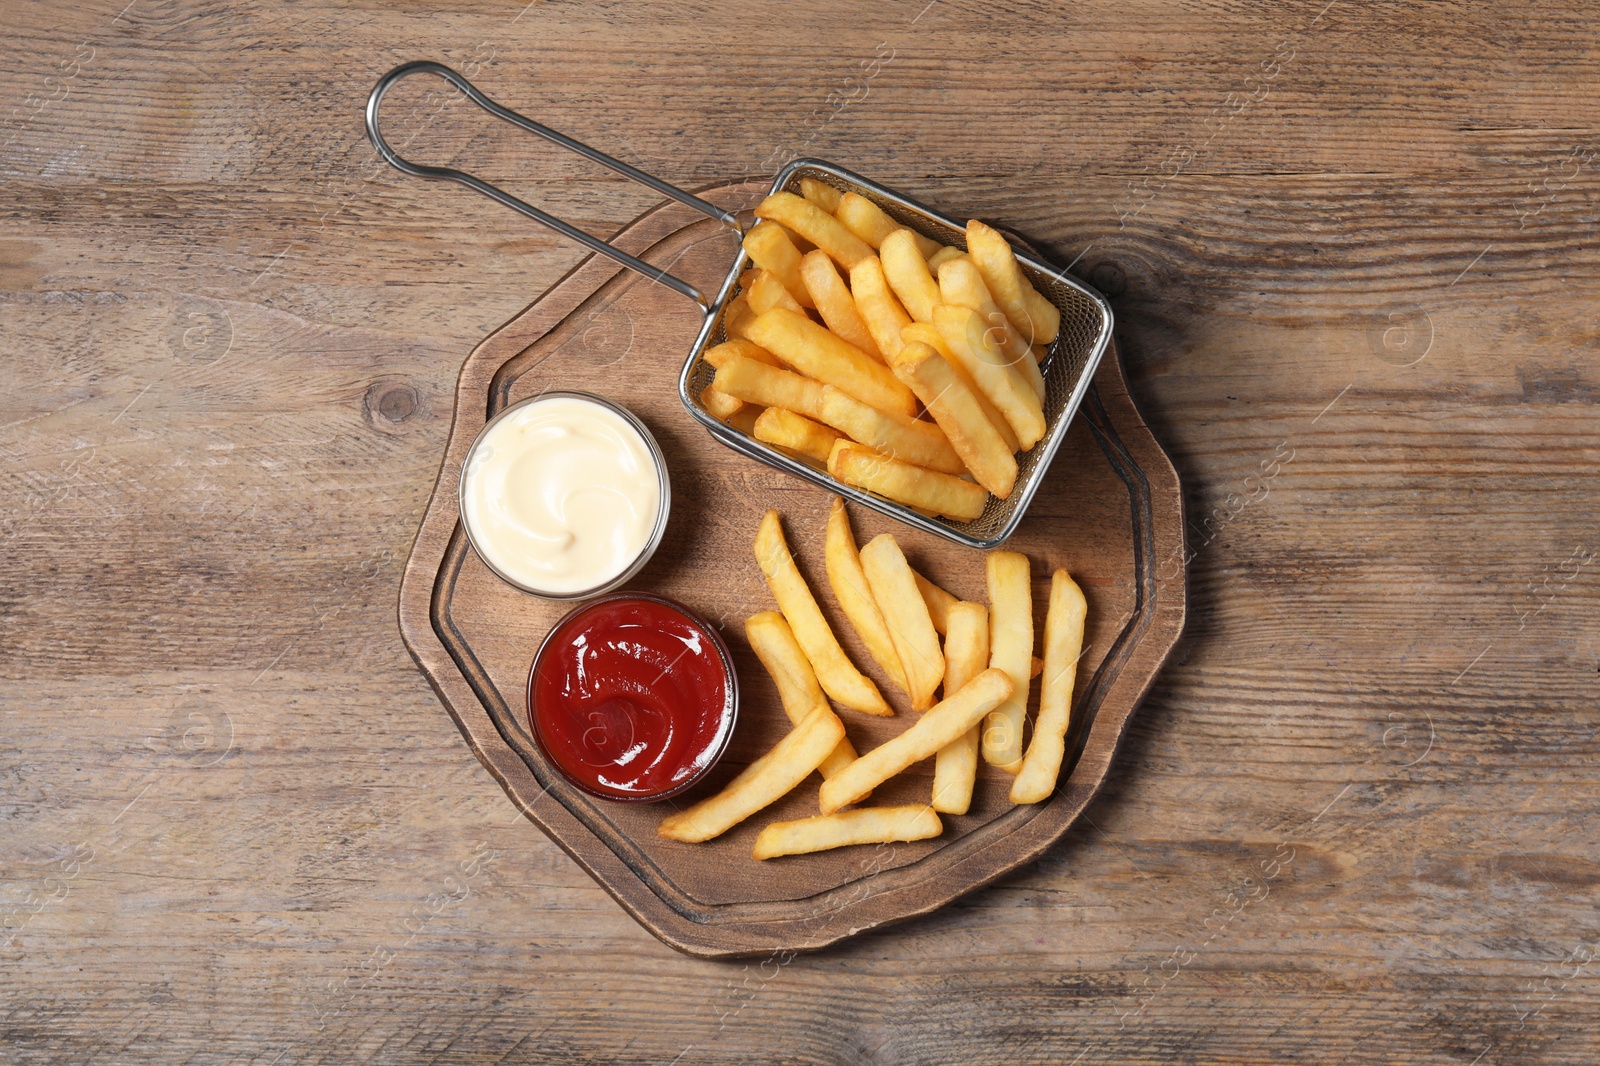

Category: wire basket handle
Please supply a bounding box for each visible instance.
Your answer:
[366,61,742,310]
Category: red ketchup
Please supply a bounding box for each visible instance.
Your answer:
[529,594,737,801]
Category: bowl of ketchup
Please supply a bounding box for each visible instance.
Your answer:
[528,593,737,802]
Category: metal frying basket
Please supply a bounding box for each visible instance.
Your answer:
[367,62,1113,550]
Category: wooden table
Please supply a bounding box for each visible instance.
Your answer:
[4,2,1596,1062]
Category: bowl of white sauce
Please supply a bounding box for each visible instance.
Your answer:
[458,392,670,599]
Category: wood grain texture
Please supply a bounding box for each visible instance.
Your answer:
[2,0,1598,1061]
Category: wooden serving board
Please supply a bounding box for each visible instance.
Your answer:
[397,181,1186,958]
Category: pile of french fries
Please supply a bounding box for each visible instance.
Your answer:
[658,500,1087,860]
[697,181,1062,523]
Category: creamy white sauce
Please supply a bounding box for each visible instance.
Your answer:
[461,396,662,595]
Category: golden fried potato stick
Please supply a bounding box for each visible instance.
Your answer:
[747,269,807,316]
[933,304,1046,450]
[725,403,763,436]
[835,191,897,247]
[824,498,909,695]
[742,221,814,308]
[880,229,942,323]
[745,611,860,779]
[700,385,744,420]
[713,354,825,421]
[1011,570,1087,804]
[899,322,945,350]
[848,256,914,362]
[754,407,841,464]
[889,341,1020,497]
[755,192,874,270]
[659,704,846,842]
[926,246,966,272]
[747,610,829,715]
[800,177,843,213]
[745,308,919,420]
[834,192,943,257]
[819,669,1014,814]
[983,550,1033,772]
[827,440,989,523]
[912,568,959,635]
[938,257,1046,401]
[799,250,883,361]
[724,294,757,341]
[726,355,960,470]
[817,385,965,476]
[932,600,988,814]
[753,804,942,859]
[859,533,945,712]
[901,322,1019,453]
[966,219,1060,345]
[703,339,782,369]
[754,509,891,716]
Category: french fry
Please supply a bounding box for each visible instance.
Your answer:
[819,669,1014,814]
[901,322,1019,453]
[658,704,846,842]
[827,440,989,523]
[703,339,781,369]
[745,611,859,779]
[713,354,825,421]
[754,407,841,463]
[754,509,891,716]
[700,385,744,420]
[933,304,1046,450]
[913,568,959,635]
[889,341,1019,496]
[800,177,843,213]
[724,294,757,341]
[755,192,874,270]
[745,308,918,420]
[983,550,1033,772]
[834,192,942,257]
[880,229,942,323]
[835,191,897,247]
[932,601,988,814]
[753,805,942,859]
[1011,570,1087,804]
[799,250,883,361]
[742,221,814,308]
[926,246,967,271]
[824,498,909,695]
[747,268,807,316]
[725,403,763,436]
[938,257,1046,401]
[817,385,965,476]
[745,612,825,714]
[849,256,914,361]
[859,533,944,711]
[966,219,1060,345]
[899,321,946,352]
